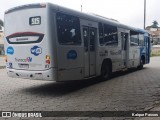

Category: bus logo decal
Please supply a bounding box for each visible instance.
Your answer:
[15,57,32,62]
[67,50,77,60]
[31,46,42,56]
[7,46,14,55]
[110,50,121,55]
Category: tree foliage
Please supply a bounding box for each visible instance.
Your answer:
[151,20,159,28]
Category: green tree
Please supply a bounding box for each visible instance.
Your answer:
[0,19,3,30]
[154,40,158,45]
[151,20,158,28]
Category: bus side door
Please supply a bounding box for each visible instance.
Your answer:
[81,20,98,77]
[118,28,130,68]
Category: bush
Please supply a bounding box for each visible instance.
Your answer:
[151,50,160,57]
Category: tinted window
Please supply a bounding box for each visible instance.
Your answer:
[90,28,96,51]
[103,24,118,46]
[121,33,128,50]
[130,31,139,46]
[56,12,81,45]
[98,23,104,45]
[139,34,144,46]
[83,27,89,52]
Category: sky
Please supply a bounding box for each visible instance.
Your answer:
[0,0,160,29]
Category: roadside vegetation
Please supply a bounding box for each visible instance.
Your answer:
[150,50,160,57]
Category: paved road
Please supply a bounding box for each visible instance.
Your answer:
[1,57,160,120]
[0,56,5,67]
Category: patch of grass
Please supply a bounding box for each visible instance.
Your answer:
[151,50,160,57]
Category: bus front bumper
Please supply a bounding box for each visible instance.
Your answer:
[6,68,57,81]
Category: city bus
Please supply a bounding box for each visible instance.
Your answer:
[4,3,150,81]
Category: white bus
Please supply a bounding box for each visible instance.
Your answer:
[4,3,150,81]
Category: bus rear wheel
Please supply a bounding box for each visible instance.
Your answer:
[101,62,111,80]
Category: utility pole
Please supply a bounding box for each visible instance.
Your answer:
[81,5,82,12]
[144,0,146,29]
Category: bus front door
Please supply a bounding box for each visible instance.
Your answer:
[83,26,96,77]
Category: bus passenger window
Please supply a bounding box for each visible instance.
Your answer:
[56,12,81,45]
[103,24,118,46]
[98,23,104,45]
[139,34,144,46]
[83,28,89,52]
[90,29,96,51]
[130,31,139,46]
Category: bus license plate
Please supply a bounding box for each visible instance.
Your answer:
[18,64,29,69]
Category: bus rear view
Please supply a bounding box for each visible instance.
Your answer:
[4,3,56,80]
[5,3,150,82]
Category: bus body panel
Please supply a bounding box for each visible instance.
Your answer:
[57,46,84,81]
[7,67,57,80]
[5,7,47,70]
[129,46,140,67]
[5,4,57,80]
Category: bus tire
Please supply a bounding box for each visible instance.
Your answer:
[101,61,111,80]
[138,59,143,70]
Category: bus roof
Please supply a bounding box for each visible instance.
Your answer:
[5,3,47,14]
[48,3,146,33]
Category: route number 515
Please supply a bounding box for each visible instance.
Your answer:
[29,16,41,25]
